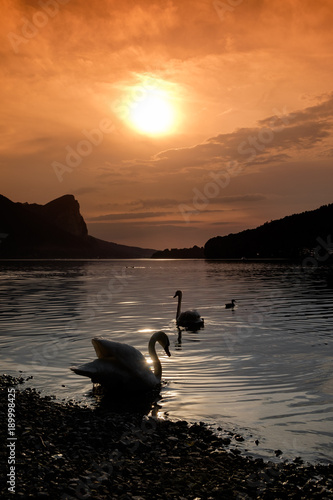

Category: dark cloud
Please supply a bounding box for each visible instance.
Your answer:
[214,194,267,203]
[87,211,174,222]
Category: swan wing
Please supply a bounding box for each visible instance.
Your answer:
[71,358,156,391]
[178,309,202,322]
[71,358,125,381]
[91,338,158,389]
[92,337,146,364]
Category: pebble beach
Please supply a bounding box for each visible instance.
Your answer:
[1,374,333,499]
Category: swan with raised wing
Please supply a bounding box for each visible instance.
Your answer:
[71,331,171,392]
[173,290,204,330]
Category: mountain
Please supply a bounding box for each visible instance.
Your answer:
[204,204,333,260]
[0,194,155,259]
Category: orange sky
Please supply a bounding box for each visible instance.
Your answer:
[1,0,333,250]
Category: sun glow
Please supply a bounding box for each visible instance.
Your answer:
[127,82,177,136]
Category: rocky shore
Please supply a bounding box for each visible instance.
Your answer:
[1,374,333,499]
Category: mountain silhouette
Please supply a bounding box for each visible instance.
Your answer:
[204,203,333,260]
[0,194,155,259]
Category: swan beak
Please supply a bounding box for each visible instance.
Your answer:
[173,293,177,298]
[165,346,171,357]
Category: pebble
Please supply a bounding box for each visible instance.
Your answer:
[1,374,333,499]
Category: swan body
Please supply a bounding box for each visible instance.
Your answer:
[71,331,170,393]
[173,290,204,329]
[225,299,236,309]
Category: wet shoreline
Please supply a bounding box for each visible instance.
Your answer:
[1,374,332,499]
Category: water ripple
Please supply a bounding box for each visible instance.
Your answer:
[1,260,333,462]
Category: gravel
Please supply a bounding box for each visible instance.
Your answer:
[1,374,333,499]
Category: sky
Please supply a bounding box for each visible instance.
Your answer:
[1,0,333,250]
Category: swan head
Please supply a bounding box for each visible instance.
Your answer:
[173,290,182,299]
[151,331,171,357]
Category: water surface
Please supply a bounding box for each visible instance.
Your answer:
[1,259,332,463]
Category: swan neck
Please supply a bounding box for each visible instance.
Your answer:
[176,293,182,320]
[148,338,162,381]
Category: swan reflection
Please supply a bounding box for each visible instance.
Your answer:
[176,327,202,343]
[91,385,164,416]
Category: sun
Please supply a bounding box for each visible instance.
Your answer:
[130,90,174,135]
[126,83,177,136]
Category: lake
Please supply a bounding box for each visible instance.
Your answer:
[1,259,332,464]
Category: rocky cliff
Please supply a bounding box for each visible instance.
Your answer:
[0,194,155,259]
[23,195,88,238]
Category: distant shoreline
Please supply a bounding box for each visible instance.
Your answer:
[0,256,322,262]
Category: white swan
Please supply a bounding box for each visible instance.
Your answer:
[173,290,204,329]
[71,331,170,393]
[225,299,236,309]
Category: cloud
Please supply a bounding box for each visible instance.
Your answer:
[87,211,174,222]
[1,0,333,248]
[214,194,267,204]
[95,198,178,212]
[141,94,333,174]
[73,186,100,196]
